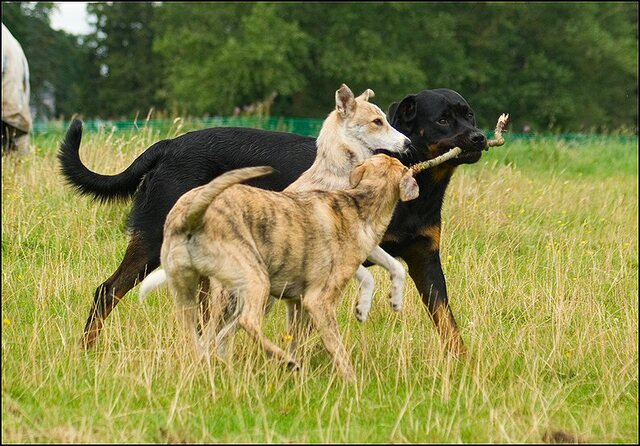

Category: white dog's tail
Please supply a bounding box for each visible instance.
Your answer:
[139,268,168,302]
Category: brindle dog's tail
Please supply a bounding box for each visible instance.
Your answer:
[57,119,167,203]
[183,166,275,231]
[139,166,274,302]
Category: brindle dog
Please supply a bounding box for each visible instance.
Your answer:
[151,155,419,381]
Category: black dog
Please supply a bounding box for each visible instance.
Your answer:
[59,88,487,355]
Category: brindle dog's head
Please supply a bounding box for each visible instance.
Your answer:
[388,89,487,165]
[349,154,419,203]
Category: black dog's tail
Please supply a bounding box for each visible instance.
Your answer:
[57,119,165,203]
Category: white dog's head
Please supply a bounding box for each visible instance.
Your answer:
[332,83,412,159]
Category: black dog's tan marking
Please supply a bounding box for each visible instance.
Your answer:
[381,89,487,356]
[157,155,419,381]
[59,88,486,356]
[420,225,441,251]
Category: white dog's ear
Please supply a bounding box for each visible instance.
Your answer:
[349,162,367,188]
[357,88,375,102]
[399,172,419,201]
[336,84,356,118]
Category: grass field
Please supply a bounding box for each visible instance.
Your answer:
[2,126,638,443]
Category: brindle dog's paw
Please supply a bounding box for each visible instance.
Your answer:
[286,361,301,372]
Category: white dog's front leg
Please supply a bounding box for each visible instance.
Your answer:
[354,265,375,322]
[366,246,406,312]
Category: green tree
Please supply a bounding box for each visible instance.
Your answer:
[152,2,247,115]
[275,2,430,117]
[151,2,638,130]
[450,2,637,132]
[2,2,92,119]
[87,2,164,118]
[5,2,636,130]
[155,3,310,116]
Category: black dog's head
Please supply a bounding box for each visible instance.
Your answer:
[388,89,487,165]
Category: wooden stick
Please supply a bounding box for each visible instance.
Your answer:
[409,113,509,175]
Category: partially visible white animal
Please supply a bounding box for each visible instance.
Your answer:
[2,23,31,155]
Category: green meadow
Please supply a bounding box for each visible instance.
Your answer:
[2,127,637,443]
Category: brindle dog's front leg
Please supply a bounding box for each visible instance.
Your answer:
[285,300,312,356]
[303,285,356,382]
[237,275,300,370]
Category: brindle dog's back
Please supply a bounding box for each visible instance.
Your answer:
[195,185,366,299]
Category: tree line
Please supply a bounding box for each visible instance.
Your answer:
[2,2,638,133]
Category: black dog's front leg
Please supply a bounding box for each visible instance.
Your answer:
[401,236,467,357]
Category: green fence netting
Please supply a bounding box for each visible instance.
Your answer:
[32,117,324,137]
[31,116,638,143]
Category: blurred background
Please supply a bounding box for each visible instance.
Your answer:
[2,1,638,134]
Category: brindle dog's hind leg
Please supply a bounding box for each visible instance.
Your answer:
[196,278,211,336]
[169,268,206,360]
[200,279,236,359]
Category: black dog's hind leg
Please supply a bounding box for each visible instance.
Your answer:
[402,233,467,357]
[81,232,160,348]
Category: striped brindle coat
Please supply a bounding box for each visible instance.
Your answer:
[156,154,419,381]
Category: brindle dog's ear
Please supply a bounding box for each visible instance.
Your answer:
[389,94,417,134]
[399,172,419,202]
[349,162,367,188]
[336,84,356,118]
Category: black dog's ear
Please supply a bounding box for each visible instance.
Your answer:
[388,102,400,120]
[388,94,417,133]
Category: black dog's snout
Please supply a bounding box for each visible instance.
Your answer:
[403,137,412,150]
[469,132,487,149]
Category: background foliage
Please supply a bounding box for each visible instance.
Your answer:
[2,2,638,132]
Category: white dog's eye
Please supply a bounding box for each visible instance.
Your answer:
[372,118,383,126]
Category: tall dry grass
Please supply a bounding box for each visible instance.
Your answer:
[2,127,637,443]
